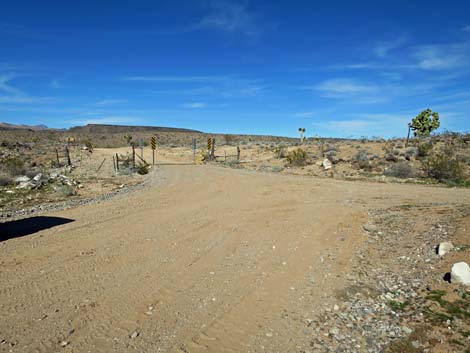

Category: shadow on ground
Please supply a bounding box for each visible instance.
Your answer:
[0,216,74,242]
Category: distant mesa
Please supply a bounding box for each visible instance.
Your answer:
[0,122,202,134]
[69,124,203,134]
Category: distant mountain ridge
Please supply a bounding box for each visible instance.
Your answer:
[0,122,50,131]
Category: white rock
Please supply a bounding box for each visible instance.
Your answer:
[16,181,35,189]
[14,175,30,183]
[451,262,470,285]
[33,173,43,181]
[438,242,454,256]
[322,158,332,170]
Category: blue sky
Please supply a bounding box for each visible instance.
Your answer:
[1,0,470,138]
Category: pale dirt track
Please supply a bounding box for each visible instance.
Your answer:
[1,165,470,353]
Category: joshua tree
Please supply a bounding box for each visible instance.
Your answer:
[406,109,440,147]
[124,133,133,146]
[298,128,306,143]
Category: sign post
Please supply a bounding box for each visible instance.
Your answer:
[151,136,156,165]
[192,138,196,162]
[139,138,144,159]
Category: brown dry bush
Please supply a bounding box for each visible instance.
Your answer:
[286,148,308,166]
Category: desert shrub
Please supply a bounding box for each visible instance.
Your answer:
[325,150,337,157]
[354,150,370,169]
[271,166,284,172]
[56,185,76,197]
[324,145,338,153]
[424,147,464,183]
[405,147,417,159]
[0,173,13,186]
[82,139,94,151]
[417,142,433,158]
[136,163,149,175]
[384,162,415,179]
[273,145,287,158]
[286,148,308,166]
[3,158,26,176]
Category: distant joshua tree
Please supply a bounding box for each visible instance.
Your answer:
[124,133,134,146]
[298,128,306,143]
[406,109,440,147]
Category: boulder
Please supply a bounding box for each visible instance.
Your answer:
[33,173,43,181]
[16,181,35,189]
[322,158,332,170]
[451,262,470,285]
[14,175,30,183]
[437,242,454,256]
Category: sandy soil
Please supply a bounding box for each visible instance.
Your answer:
[1,164,469,353]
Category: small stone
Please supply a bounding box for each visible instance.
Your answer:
[363,224,378,233]
[60,341,69,347]
[451,262,470,285]
[265,332,273,337]
[402,326,413,335]
[437,242,454,256]
[130,331,139,339]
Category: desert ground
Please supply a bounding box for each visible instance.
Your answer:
[1,130,470,353]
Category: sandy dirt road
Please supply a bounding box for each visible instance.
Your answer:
[1,165,469,353]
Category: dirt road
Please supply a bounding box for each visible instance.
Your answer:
[1,166,469,353]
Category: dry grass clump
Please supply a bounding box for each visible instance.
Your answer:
[286,148,308,166]
[384,162,415,179]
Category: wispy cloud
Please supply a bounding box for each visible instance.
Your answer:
[199,1,264,36]
[184,102,207,108]
[373,37,406,57]
[314,78,377,96]
[0,74,55,104]
[462,25,470,32]
[123,75,228,82]
[93,99,127,106]
[0,74,21,95]
[68,116,141,126]
[412,43,470,70]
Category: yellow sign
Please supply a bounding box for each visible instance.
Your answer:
[151,136,156,150]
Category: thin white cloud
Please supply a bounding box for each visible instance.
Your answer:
[184,102,207,108]
[462,25,470,32]
[373,38,406,57]
[94,99,127,106]
[199,1,261,36]
[50,79,63,88]
[68,116,141,125]
[412,44,470,70]
[0,95,54,104]
[0,74,21,95]
[315,78,377,96]
[123,75,228,82]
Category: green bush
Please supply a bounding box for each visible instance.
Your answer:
[273,145,287,158]
[3,158,26,176]
[286,148,308,166]
[57,185,76,197]
[384,162,415,179]
[417,143,433,158]
[354,150,370,169]
[0,173,13,186]
[424,147,464,183]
